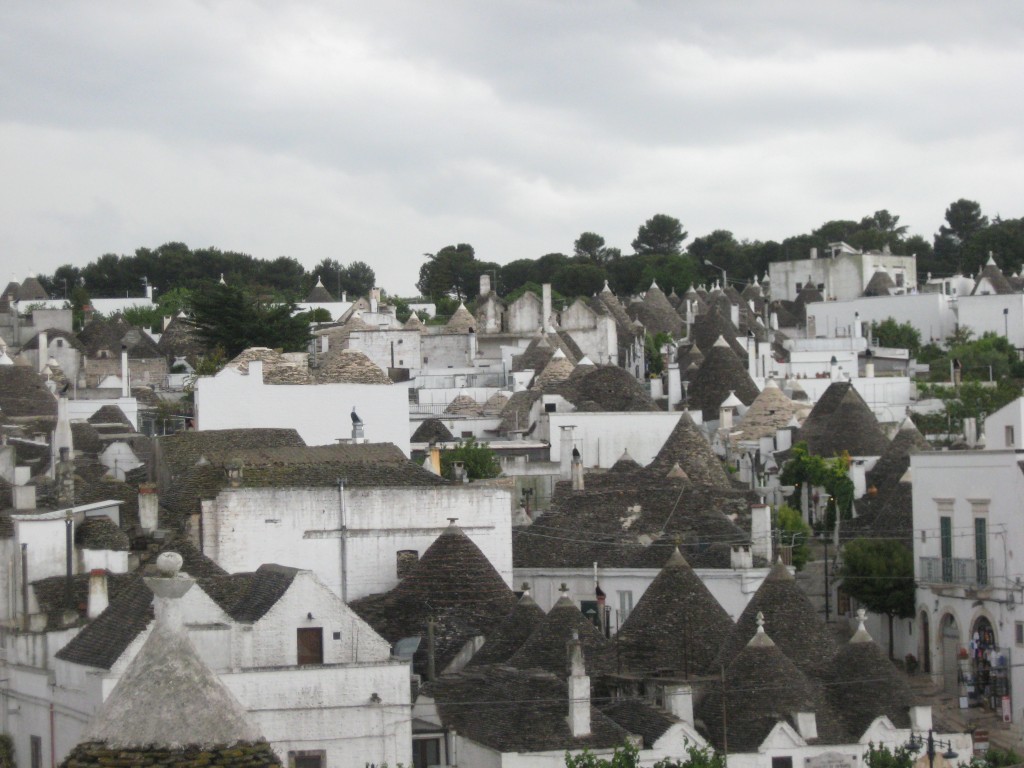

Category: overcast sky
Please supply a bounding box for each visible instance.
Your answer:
[2,2,1023,295]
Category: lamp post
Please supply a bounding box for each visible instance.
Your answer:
[907,729,959,768]
[1004,307,1009,338]
[704,259,727,289]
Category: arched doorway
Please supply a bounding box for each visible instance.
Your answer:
[919,610,931,674]
[970,616,999,708]
[940,613,959,695]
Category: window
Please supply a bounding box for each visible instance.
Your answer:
[289,750,325,768]
[772,758,793,768]
[397,550,419,579]
[1007,425,1015,447]
[896,273,905,287]
[618,591,633,622]
[940,516,953,582]
[1015,622,1024,647]
[544,402,556,412]
[976,516,988,586]
[30,736,42,768]
[413,738,442,768]
[296,627,323,665]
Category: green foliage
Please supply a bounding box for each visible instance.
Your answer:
[416,244,498,301]
[776,504,812,571]
[645,332,673,377]
[632,214,687,256]
[840,538,915,658]
[971,747,1023,768]
[0,733,14,768]
[914,379,1023,443]
[779,442,854,527]
[864,743,915,768]
[296,307,333,323]
[870,317,921,354]
[565,740,725,768]
[188,283,310,358]
[553,263,607,299]
[574,232,619,264]
[440,437,501,480]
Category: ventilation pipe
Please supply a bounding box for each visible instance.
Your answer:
[567,632,591,737]
[120,344,130,397]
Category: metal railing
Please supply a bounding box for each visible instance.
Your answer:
[919,556,992,587]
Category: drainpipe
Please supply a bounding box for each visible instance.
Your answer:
[21,543,28,631]
[337,478,348,604]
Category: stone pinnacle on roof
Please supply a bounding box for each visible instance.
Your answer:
[82,553,264,750]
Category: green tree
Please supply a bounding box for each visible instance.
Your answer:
[870,318,921,354]
[840,538,914,659]
[440,437,501,480]
[971,747,1023,768]
[339,260,376,297]
[187,282,310,358]
[864,743,915,768]
[632,214,687,256]
[779,442,855,529]
[417,244,490,301]
[553,263,608,299]
[565,740,724,768]
[776,504,812,571]
[644,332,673,377]
[574,232,614,263]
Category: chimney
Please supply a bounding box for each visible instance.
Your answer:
[38,330,48,372]
[56,446,75,508]
[429,444,442,475]
[792,711,818,741]
[559,425,575,480]
[163,315,173,331]
[139,483,159,533]
[480,274,491,297]
[853,311,862,339]
[909,705,933,732]
[53,396,73,463]
[144,552,194,633]
[120,344,130,397]
[810,247,818,260]
[571,447,585,491]
[542,283,553,332]
[775,425,793,452]
[88,569,109,618]
[320,335,329,354]
[751,503,772,563]
[226,459,243,488]
[451,461,467,483]
[342,291,347,303]
[829,355,839,382]
[730,544,752,569]
[662,684,694,725]
[667,363,681,409]
[13,484,36,510]
[370,288,380,313]
[566,631,591,737]
[468,327,478,362]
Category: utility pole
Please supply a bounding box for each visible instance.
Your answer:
[822,537,831,623]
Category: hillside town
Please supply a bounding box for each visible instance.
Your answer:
[3,238,1024,768]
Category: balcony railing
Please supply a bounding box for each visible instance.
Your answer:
[919,556,992,587]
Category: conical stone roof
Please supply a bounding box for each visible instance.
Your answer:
[63,555,278,767]
[733,378,806,444]
[615,549,733,675]
[691,304,746,357]
[404,311,425,331]
[796,382,888,457]
[445,392,483,416]
[648,412,731,488]
[830,613,916,736]
[687,339,759,420]
[350,524,516,677]
[700,619,842,753]
[411,418,455,443]
[867,416,931,491]
[445,302,477,333]
[508,592,608,676]
[467,591,547,667]
[863,271,895,297]
[315,349,392,384]
[715,560,838,681]
[534,349,575,389]
[305,277,334,303]
[628,281,683,338]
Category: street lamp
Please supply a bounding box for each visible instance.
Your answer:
[1003,307,1009,338]
[906,730,959,768]
[703,259,727,289]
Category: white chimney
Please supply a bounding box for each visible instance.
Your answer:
[13,484,36,510]
[853,312,862,339]
[567,632,591,737]
[370,288,380,313]
[88,569,109,618]
[730,544,753,569]
[571,449,585,491]
[909,705,933,732]
[120,344,130,397]
[775,426,793,452]
[559,425,575,481]
[829,356,839,382]
[320,335,329,354]
[662,684,694,725]
[793,711,818,740]
[139,484,159,533]
[751,503,772,563]
[650,376,664,399]
[468,328,478,362]
[542,283,553,332]
[38,330,48,372]
[666,363,681,409]
[480,274,491,297]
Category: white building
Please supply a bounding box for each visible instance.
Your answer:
[195,356,411,453]
[770,243,917,303]
[912,398,1024,724]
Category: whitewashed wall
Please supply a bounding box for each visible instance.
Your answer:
[547,411,689,468]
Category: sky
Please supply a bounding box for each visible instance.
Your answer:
[2,2,1023,295]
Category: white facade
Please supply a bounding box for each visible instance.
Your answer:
[2,570,411,768]
[546,411,691,469]
[911,437,1023,726]
[195,361,412,453]
[770,248,917,303]
[958,294,1024,349]
[805,293,957,346]
[201,484,514,602]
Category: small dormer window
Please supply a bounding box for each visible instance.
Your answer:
[56,339,64,348]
